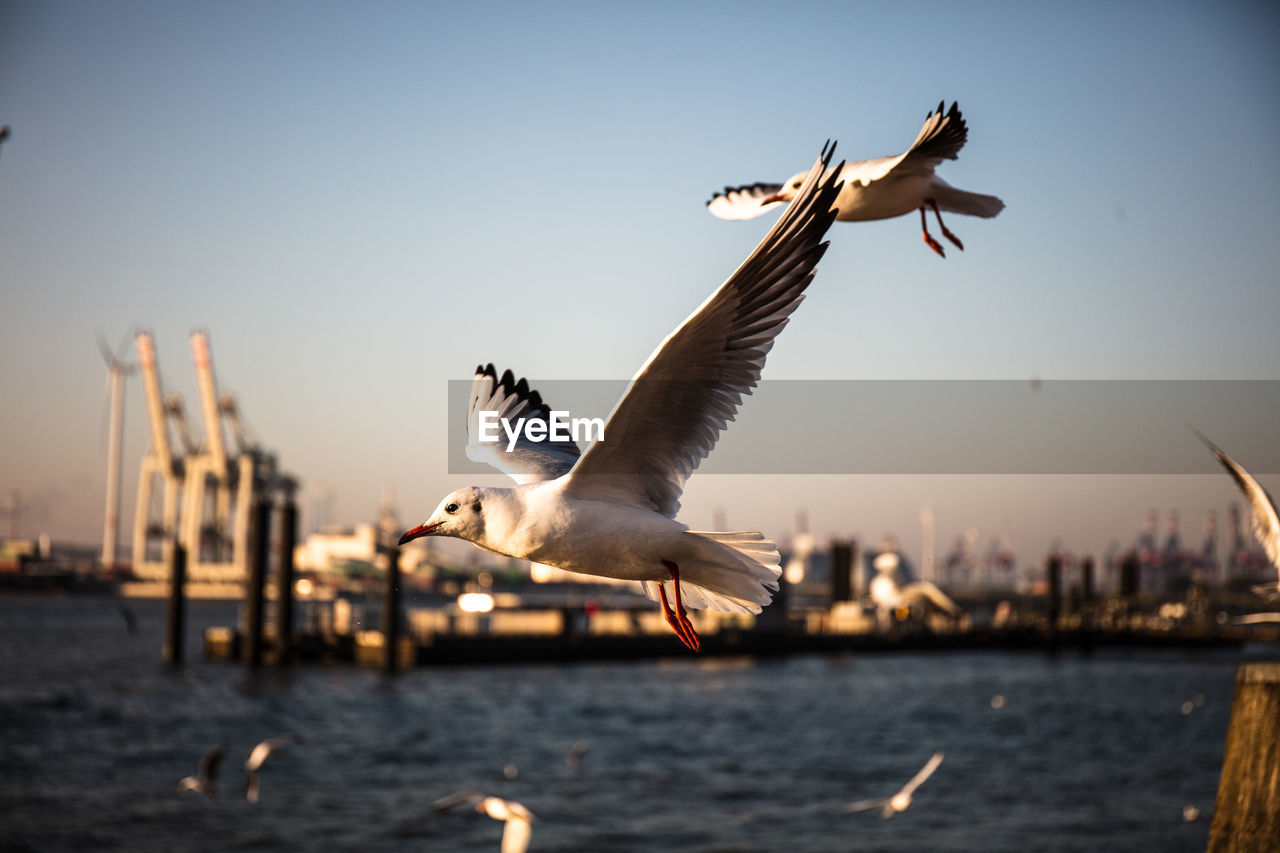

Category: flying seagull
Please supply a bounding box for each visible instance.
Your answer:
[846,751,945,818]
[565,740,590,772]
[1191,427,1280,589]
[868,551,961,630]
[707,101,1003,257]
[400,142,844,652]
[177,743,226,798]
[477,796,536,853]
[244,733,306,804]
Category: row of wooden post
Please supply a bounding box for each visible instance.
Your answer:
[162,498,403,674]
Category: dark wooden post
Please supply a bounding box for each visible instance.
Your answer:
[243,499,270,668]
[1080,556,1094,603]
[274,499,297,664]
[382,547,401,674]
[1120,550,1139,598]
[1045,554,1061,629]
[163,540,186,665]
[830,541,854,603]
[1209,663,1280,851]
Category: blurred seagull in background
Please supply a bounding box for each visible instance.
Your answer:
[565,740,590,772]
[244,733,306,804]
[477,796,536,853]
[707,101,1003,257]
[400,143,845,652]
[1190,427,1280,591]
[432,789,486,812]
[177,743,226,798]
[868,551,961,630]
[846,751,945,818]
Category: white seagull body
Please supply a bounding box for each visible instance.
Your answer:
[244,733,305,804]
[846,751,945,818]
[868,552,961,630]
[477,796,535,853]
[1192,428,1280,591]
[401,143,846,651]
[707,101,1003,257]
[177,743,225,798]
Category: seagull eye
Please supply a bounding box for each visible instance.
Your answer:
[791,181,801,189]
[445,502,460,514]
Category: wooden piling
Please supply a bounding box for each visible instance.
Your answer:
[273,500,297,664]
[1045,554,1062,630]
[381,547,401,675]
[1209,663,1280,851]
[163,540,186,666]
[829,541,855,603]
[243,499,270,668]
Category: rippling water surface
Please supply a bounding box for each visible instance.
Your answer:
[0,594,1257,851]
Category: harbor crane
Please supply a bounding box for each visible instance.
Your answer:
[180,330,294,583]
[131,331,195,578]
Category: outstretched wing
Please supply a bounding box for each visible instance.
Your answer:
[898,751,945,799]
[706,181,786,221]
[1192,427,1280,569]
[465,364,581,484]
[840,100,969,188]
[564,142,844,517]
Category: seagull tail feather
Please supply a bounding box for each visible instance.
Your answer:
[642,531,781,614]
[931,185,1005,218]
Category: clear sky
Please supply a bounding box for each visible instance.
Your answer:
[2,1,1278,570]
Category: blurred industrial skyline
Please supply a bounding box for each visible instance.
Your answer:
[2,1,1278,568]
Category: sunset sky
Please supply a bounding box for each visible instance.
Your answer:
[2,1,1277,570]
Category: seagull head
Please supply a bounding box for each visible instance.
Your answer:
[761,171,809,206]
[399,487,485,545]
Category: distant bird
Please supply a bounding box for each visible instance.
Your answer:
[0,125,9,155]
[868,552,961,630]
[431,789,486,812]
[707,101,1003,257]
[244,733,306,804]
[565,740,590,772]
[177,744,226,798]
[846,751,945,818]
[399,143,844,652]
[477,796,536,853]
[1191,427,1280,587]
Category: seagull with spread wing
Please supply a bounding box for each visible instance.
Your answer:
[1191,428,1280,590]
[400,143,844,652]
[707,101,1003,257]
[177,743,226,798]
[846,751,945,818]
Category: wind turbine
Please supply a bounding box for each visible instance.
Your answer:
[98,331,136,572]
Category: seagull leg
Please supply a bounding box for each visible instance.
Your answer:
[929,199,964,251]
[919,207,946,257]
[659,560,700,651]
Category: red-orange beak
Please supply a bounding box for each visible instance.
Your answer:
[761,193,785,205]
[398,522,442,545]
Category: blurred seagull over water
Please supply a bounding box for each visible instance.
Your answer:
[477,796,536,853]
[1191,427,1280,591]
[565,740,590,772]
[400,143,845,652]
[846,751,945,818]
[244,733,306,804]
[177,743,225,798]
[707,101,1003,257]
